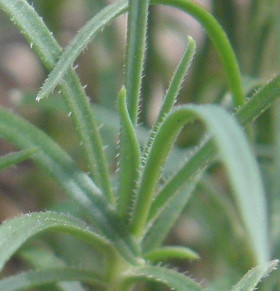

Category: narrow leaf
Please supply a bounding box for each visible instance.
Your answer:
[231,260,278,291]
[155,75,280,236]
[117,87,141,218]
[144,246,199,262]
[0,267,105,291]
[132,104,269,265]
[121,265,204,291]
[19,247,86,291]
[0,148,37,171]
[151,0,245,107]
[36,0,127,101]
[149,74,280,259]
[143,36,196,159]
[157,36,196,123]
[143,179,200,251]
[125,0,149,124]
[0,0,114,203]
[0,212,113,272]
[0,107,139,264]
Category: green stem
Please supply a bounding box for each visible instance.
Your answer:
[152,0,245,108]
[125,0,150,125]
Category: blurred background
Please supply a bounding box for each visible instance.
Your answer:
[0,0,279,290]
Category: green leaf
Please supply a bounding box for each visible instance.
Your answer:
[231,260,279,291]
[0,148,37,171]
[117,87,141,219]
[0,267,105,291]
[143,36,196,159]
[0,0,114,203]
[121,265,204,291]
[143,179,200,252]
[36,0,127,101]
[32,0,244,114]
[155,75,280,231]
[156,36,196,124]
[0,106,139,264]
[0,212,113,272]
[19,246,87,291]
[152,0,245,107]
[132,104,269,265]
[125,0,149,124]
[144,246,199,262]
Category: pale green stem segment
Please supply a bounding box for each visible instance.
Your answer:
[117,88,141,219]
[152,0,245,107]
[0,0,114,204]
[0,268,106,291]
[144,246,199,262]
[125,0,150,125]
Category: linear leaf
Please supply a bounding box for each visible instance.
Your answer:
[152,0,245,107]
[132,104,269,265]
[125,0,149,124]
[156,75,280,228]
[34,0,244,112]
[0,267,105,291]
[0,211,113,272]
[0,108,139,264]
[19,247,86,291]
[36,0,127,101]
[117,87,141,218]
[231,260,278,291]
[121,265,204,291]
[144,246,199,262]
[143,36,196,159]
[0,0,113,203]
[143,179,200,252]
[150,75,280,258]
[0,148,37,171]
[156,36,196,123]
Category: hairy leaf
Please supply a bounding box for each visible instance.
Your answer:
[0,0,113,202]
[0,148,37,171]
[132,104,269,265]
[0,212,113,272]
[231,260,278,291]
[36,0,127,101]
[121,265,204,290]
[117,88,141,218]
[143,179,200,252]
[0,107,139,264]
[0,267,105,291]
